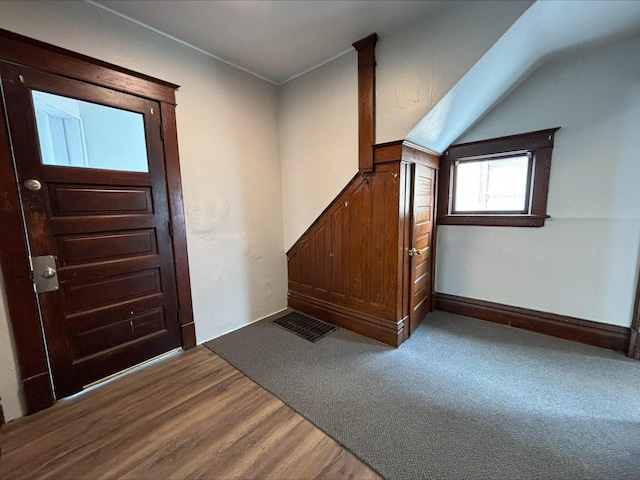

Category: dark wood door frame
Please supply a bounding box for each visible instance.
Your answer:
[0,29,195,414]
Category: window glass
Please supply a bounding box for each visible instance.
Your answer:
[32,90,149,172]
[453,155,530,213]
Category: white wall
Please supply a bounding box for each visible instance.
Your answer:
[0,268,24,423]
[279,0,532,249]
[0,0,287,421]
[279,51,359,248]
[376,0,533,144]
[437,33,640,326]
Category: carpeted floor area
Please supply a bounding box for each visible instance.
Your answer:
[205,310,640,480]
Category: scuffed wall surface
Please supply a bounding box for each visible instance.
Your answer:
[376,0,533,143]
[0,0,287,420]
[437,34,640,327]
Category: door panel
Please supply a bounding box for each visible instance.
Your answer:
[409,164,435,335]
[49,185,153,214]
[0,61,182,398]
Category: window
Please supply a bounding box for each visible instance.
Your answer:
[32,90,149,172]
[438,128,560,227]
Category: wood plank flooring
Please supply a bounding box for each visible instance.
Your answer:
[0,346,380,480]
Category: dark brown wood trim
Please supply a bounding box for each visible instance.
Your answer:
[402,143,439,170]
[435,293,630,352]
[373,141,403,164]
[160,103,195,349]
[373,141,440,169]
[289,292,405,347]
[0,89,55,413]
[22,373,55,414]
[399,162,412,324]
[352,33,378,173]
[181,323,197,349]
[437,214,548,227]
[430,169,440,312]
[0,398,5,427]
[438,128,559,227]
[0,29,178,105]
[629,267,640,358]
[444,127,560,158]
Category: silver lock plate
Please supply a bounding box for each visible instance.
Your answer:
[32,255,59,293]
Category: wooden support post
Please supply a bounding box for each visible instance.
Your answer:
[352,33,378,173]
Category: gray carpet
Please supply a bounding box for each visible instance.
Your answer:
[205,310,640,480]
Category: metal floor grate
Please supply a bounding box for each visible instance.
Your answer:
[272,312,337,343]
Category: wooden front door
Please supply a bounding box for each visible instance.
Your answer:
[0,61,182,399]
[408,163,436,335]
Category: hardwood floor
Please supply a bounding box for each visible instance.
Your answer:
[0,347,380,480]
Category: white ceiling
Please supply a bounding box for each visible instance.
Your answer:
[88,0,640,152]
[90,0,453,85]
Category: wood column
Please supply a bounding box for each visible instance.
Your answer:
[352,33,378,173]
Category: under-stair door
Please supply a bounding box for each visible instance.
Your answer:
[408,163,436,335]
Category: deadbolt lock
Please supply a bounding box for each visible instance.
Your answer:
[31,255,59,293]
[41,267,57,279]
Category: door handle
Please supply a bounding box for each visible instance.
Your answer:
[409,246,429,257]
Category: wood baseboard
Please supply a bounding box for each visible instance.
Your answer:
[435,293,630,352]
[288,292,406,347]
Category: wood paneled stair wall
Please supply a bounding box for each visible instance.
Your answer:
[287,141,439,347]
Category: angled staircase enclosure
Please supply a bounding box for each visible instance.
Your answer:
[287,142,438,347]
[287,33,439,347]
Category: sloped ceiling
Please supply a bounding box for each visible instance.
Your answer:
[405,0,640,153]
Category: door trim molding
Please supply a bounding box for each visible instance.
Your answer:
[0,29,178,104]
[435,292,631,352]
[0,87,54,412]
[0,29,194,414]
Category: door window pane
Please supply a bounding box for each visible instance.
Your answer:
[32,91,149,172]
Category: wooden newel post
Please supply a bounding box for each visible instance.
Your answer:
[352,33,378,173]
